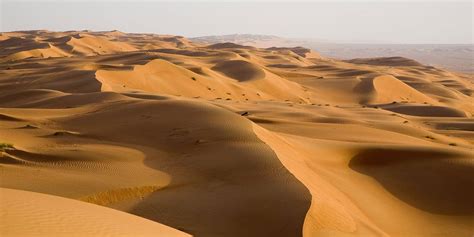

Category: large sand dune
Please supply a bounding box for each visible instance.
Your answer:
[1,30,473,237]
[0,188,190,237]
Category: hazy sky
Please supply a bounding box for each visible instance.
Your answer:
[1,0,472,44]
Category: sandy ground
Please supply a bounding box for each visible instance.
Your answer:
[1,30,473,237]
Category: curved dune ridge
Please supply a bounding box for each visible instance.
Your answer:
[1,30,474,237]
[65,34,137,55]
[1,44,72,62]
[96,58,310,102]
[211,60,266,81]
[0,33,138,62]
[348,147,474,215]
[355,75,439,104]
[0,188,190,237]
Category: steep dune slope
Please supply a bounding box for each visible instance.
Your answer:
[59,99,311,237]
[0,188,190,237]
[1,43,71,62]
[65,34,137,55]
[355,75,439,104]
[0,97,311,237]
[212,60,266,81]
[238,100,474,236]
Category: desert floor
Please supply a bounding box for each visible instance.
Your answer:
[1,30,473,237]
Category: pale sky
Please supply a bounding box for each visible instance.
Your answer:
[1,0,473,44]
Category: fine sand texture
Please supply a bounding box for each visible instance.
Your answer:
[0,188,190,237]
[1,30,473,237]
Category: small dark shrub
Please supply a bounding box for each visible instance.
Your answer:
[0,143,14,152]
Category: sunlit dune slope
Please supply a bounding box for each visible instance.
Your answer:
[0,188,191,237]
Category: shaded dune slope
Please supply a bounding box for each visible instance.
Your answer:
[349,147,474,215]
[0,95,312,237]
[211,60,266,81]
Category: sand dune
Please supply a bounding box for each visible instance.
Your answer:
[0,188,190,237]
[65,34,137,55]
[1,30,473,237]
[1,43,71,62]
[356,75,439,104]
[267,46,322,59]
[212,60,266,81]
[96,58,310,102]
[345,56,423,67]
[0,32,137,63]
